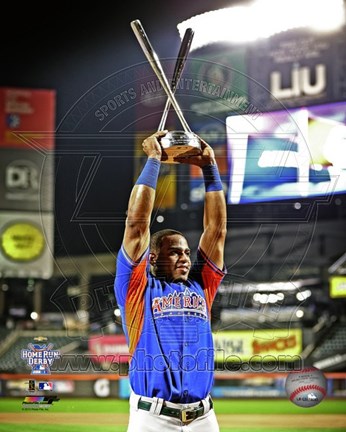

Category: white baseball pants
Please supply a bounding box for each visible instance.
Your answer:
[126,392,220,432]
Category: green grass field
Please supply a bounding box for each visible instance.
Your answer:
[0,398,345,432]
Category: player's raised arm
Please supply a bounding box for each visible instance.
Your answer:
[199,137,227,269]
[175,136,227,269]
[122,130,167,262]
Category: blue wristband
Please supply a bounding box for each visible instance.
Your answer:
[136,158,161,189]
[202,164,223,192]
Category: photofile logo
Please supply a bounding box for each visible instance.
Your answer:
[22,396,60,410]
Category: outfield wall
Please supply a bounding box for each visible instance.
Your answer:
[0,372,345,399]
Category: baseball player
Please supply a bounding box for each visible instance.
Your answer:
[114,130,227,431]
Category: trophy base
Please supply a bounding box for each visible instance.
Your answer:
[159,131,202,164]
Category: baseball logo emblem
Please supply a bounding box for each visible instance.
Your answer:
[285,367,327,408]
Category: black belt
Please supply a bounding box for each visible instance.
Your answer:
[138,396,213,424]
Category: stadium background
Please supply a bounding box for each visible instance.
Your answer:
[0,0,345,430]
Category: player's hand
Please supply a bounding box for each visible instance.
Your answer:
[142,130,167,160]
[174,135,216,167]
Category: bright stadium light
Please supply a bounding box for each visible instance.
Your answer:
[30,311,39,320]
[177,0,345,50]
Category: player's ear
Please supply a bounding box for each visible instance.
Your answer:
[149,252,157,265]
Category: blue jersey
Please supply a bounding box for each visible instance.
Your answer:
[114,244,226,403]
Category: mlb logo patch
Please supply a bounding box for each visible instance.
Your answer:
[38,382,53,391]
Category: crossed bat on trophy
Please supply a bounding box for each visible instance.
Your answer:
[131,19,202,164]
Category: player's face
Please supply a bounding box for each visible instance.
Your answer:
[155,234,191,282]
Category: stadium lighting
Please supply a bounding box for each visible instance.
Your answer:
[177,0,345,51]
[296,309,305,318]
[30,311,39,320]
[296,289,312,301]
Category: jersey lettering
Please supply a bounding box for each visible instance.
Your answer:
[152,287,207,320]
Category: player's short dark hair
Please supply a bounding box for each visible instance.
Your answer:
[150,229,185,252]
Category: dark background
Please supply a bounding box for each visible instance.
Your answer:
[1,1,345,260]
[1,1,252,257]
[1,1,245,125]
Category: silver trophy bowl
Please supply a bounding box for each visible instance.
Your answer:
[159,131,202,164]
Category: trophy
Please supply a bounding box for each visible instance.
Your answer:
[131,19,202,164]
